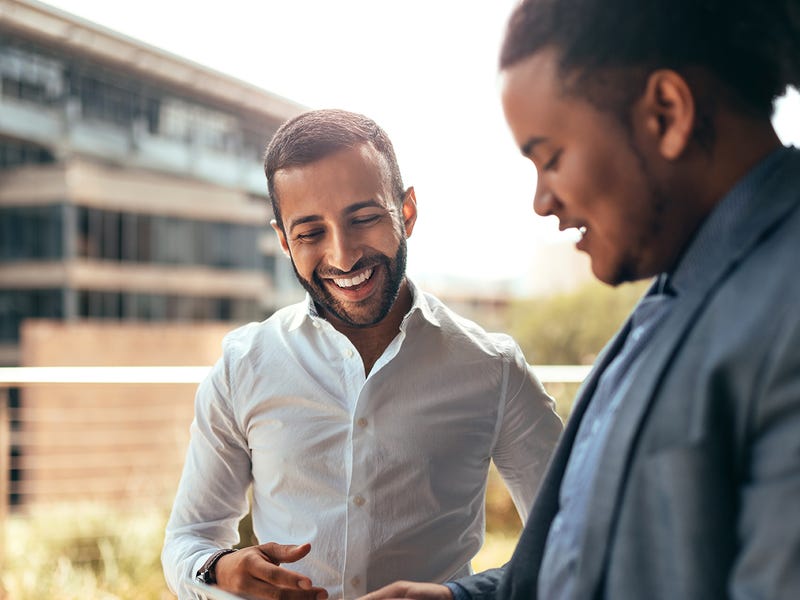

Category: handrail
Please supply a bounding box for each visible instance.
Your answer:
[0,366,211,384]
[0,365,591,385]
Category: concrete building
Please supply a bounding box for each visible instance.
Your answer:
[0,0,306,366]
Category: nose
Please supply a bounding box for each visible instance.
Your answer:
[533,173,558,217]
[326,227,363,273]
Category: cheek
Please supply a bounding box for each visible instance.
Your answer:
[570,147,626,197]
[368,226,403,254]
[288,246,319,277]
[566,148,647,221]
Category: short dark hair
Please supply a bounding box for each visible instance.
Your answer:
[264,109,405,230]
[500,0,800,122]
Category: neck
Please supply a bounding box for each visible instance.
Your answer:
[327,280,413,376]
[637,111,783,280]
[697,112,782,210]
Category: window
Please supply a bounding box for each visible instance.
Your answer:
[75,291,262,323]
[0,206,63,261]
[73,207,264,270]
[0,45,63,105]
[0,139,55,169]
[0,289,63,341]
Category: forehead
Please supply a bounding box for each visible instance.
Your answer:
[273,143,392,218]
[500,48,632,154]
[501,47,563,95]
[500,49,572,140]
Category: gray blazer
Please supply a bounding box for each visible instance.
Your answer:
[458,147,800,599]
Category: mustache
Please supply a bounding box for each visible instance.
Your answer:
[315,255,386,278]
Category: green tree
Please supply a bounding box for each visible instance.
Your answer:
[509,279,650,366]
[508,279,650,419]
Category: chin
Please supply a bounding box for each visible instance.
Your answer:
[591,258,639,287]
[589,261,619,286]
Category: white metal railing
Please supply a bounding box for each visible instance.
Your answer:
[0,365,591,385]
[0,366,212,384]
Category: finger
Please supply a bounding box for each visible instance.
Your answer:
[234,575,328,600]
[249,582,328,600]
[259,542,312,565]
[254,561,320,593]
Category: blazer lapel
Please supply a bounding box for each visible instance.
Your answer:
[500,313,637,598]
[573,149,800,598]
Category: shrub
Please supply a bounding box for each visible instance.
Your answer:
[1,504,172,600]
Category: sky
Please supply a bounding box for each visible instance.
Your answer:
[43,0,800,293]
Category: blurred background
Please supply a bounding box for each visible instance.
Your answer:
[0,1,797,598]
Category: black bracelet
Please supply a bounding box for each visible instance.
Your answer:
[196,548,237,584]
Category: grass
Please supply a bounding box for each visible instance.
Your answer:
[1,504,173,600]
[471,531,518,573]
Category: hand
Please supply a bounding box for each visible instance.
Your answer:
[357,581,453,600]
[215,542,328,600]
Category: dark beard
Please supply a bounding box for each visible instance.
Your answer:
[611,138,671,285]
[291,238,407,328]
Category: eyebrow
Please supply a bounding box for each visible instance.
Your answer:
[520,136,549,158]
[288,199,384,233]
[344,199,383,214]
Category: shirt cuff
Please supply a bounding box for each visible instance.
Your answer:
[192,551,215,583]
[444,582,470,600]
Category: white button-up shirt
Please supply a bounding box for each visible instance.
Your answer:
[162,283,561,599]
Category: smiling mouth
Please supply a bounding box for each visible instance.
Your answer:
[332,267,374,289]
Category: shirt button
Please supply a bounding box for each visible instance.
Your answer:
[351,576,361,587]
[353,495,365,506]
[357,417,368,428]
[312,321,320,328]
[344,347,354,358]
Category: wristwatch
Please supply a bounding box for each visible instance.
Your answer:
[196,548,237,584]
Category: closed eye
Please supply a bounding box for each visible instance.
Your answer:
[352,214,382,226]
[543,149,563,171]
[295,229,323,241]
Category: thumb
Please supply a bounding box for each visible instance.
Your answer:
[258,542,312,565]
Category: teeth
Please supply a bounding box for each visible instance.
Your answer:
[334,268,373,288]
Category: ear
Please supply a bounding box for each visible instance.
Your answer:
[401,186,417,237]
[270,219,291,257]
[638,70,695,160]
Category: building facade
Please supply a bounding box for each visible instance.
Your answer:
[0,0,305,366]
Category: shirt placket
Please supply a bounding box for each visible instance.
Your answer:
[338,336,369,599]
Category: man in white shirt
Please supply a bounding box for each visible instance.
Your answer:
[161,109,562,600]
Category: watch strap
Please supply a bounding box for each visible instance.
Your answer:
[196,548,237,584]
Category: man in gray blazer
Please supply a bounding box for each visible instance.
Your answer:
[361,0,800,598]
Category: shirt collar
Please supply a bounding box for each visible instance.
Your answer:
[664,145,792,297]
[287,278,441,332]
[401,279,441,329]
